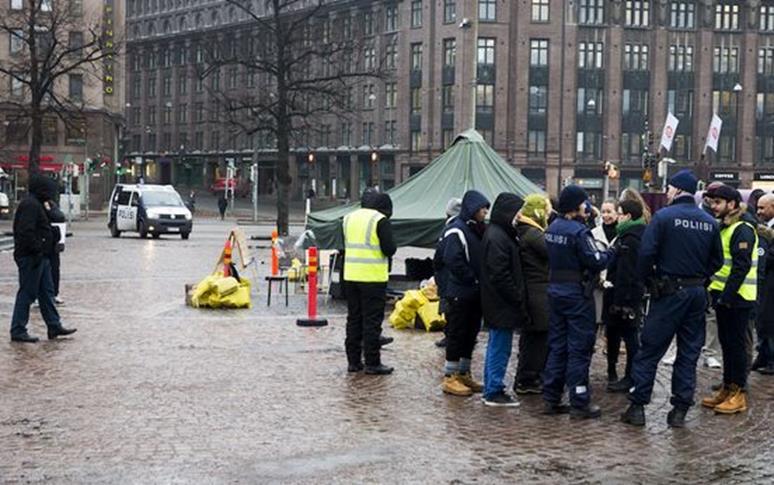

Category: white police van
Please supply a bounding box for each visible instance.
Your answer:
[108,184,193,239]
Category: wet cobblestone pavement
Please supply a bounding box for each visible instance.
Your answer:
[1,219,774,483]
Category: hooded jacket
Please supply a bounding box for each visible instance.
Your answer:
[359,191,396,259]
[481,193,529,330]
[442,190,490,300]
[605,222,646,320]
[13,175,58,259]
[516,215,550,332]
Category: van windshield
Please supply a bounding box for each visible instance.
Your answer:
[142,191,183,207]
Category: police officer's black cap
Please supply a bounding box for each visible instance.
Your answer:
[557,185,588,214]
[709,184,742,203]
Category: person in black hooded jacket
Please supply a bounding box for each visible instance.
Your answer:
[10,175,77,343]
[604,199,646,392]
[480,193,528,406]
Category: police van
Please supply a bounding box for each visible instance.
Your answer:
[108,184,193,239]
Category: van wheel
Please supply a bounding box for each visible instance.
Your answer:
[181,232,190,240]
[138,220,148,239]
[109,223,121,238]
[152,232,160,239]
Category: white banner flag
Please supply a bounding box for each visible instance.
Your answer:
[660,112,680,152]
[703,114,723,155]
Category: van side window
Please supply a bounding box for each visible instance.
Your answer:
[129,192,140,207]
[116,190,131,205]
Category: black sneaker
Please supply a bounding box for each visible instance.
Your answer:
[11,333,39,343]
[621,404,646,426]
[607,377,633,393]
[483,392,520,407]
[435,337,447,348]
[667,407,687,428]
[47,326,77,340]
[364,364,394,375]
[379,335,394,347]
[514,381,542,395]
[542,402,571,415]
[347,362,364,373]
[570,404,602,420]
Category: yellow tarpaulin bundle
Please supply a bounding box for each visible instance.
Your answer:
[416,301,445,331]
[388,301,416,329]
[190,272,252,309]
[402,290,429,309]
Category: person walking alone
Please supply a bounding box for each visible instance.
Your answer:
[441,190,490,396]
[218,193,228,220]
[480,193,528,407]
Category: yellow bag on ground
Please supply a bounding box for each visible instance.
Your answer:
[214,276,240,297]
[402,290,428,310]
[206,277,252,309]
[287,258,306,282]
[416,301,446,332]
[190,274,220,307]
[420,282,439,301]
[389,301,416,329]
[191,272,251,309]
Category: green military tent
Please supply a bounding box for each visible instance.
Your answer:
[306,130,544,249]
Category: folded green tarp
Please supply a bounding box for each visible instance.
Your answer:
[306,129,545,249]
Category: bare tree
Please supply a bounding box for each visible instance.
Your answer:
[0,0,118,173]
[201,0,388,235]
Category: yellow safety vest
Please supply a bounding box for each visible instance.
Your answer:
[709,220,758,301]
[343,208,389,283]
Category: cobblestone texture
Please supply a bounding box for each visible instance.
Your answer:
[1,219,773,483]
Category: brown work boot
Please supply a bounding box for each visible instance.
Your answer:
[701,385,730,409]
[714,385,748,414]
[457,372,483,393]
[442,375,473,397]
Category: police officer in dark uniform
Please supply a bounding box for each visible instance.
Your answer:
[543,185,613,419]
[622,170,723,428]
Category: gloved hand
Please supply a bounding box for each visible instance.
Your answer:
[602,281,614,289]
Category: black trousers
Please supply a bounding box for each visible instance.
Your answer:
[345,282,387,366]
[606,321,640,379]
[445,297,482,363]
[50,252,61,296]
[716,305,751,388]
[515,330,548,386]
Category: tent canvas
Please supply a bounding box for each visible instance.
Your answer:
[306,130,545,249]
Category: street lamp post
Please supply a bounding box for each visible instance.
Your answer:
[734,83,743,167]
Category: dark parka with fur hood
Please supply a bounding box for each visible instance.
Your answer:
[480,193,530,330]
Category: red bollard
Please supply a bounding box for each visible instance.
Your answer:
[223,238,233,277]
[297,246,328,327]
[271,230,279,276]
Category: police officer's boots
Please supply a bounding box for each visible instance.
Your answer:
[569,404,602,420]
[667,407,688,428]
[701,385,730,409]
[714,384,748,414]
[620,403,646,426]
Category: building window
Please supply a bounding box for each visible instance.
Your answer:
[69,74,83,101]
[363,46,376,70]
[178,75,187,95]
[363,84,375,109]
[411,87,422,114]
[717,136,735,163]
[442,85,454,112]
[669,45,694,72]
[476,84,494,111]
[11,0,22,9]
[411,43,423,70]
[411,0,422,28]
[625,1,650,27]
[624,44,649,71]
[65,119,86,146]
[479,0,496,21]
[385,121,396,144]
[385,37,398,69]
[713,90,739,118]
[443,0,456,24]
[758,93,774,121]
[443,38,456,67]
[343,16,352,39]
[163,74,172,96]
[529,86,548,114]
[42,118,57,146]
[226,68,238,89]
[622,89,649,116]
[341,122,352,146]
[148,106,156,125]
[211,131,220,150]
[532,0,549,22]
[715,4,739,30]
[759,47,774,75]
[577,88,603,114]
[5,120,27,144]
[762,6,774,32]
[621,132,644,161]
[578,0,604,25]
[442,129,455,148]
[713,46,739,74]
[131,77,141,98]
[410,130,422,152]
[130,107,140,126]
[385,82,397,109]
[195,76,204,93]
[528,130,546,155]
[177,104,188,123]
[211,70,220,90]
[670,1,695,29]
[363,11,374,36]
[667,90,694,119]
[673,134,692,160]
[163,106,172,124]
[194,131,204,150]
[477,38,496,65]
[530,39,549,66]
[576,131,602,159]
[578,42,604,69]
[385,5,398,32]
[9,30,24,54]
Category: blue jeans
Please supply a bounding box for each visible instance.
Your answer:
[629,287,707,409]
[10,256,62,337]
[483,327,514,399]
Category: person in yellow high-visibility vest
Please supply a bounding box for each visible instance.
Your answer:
[702,185,759,414]
[343,190,397,375]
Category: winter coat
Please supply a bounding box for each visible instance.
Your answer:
[758,223,774,338]
[604,223,646,326]
[516,219,549,332]
[591,223,616,323]
[442,190,490,301]
[433,215,457,301]
[13,175,58,260]
[480,194,529,330]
